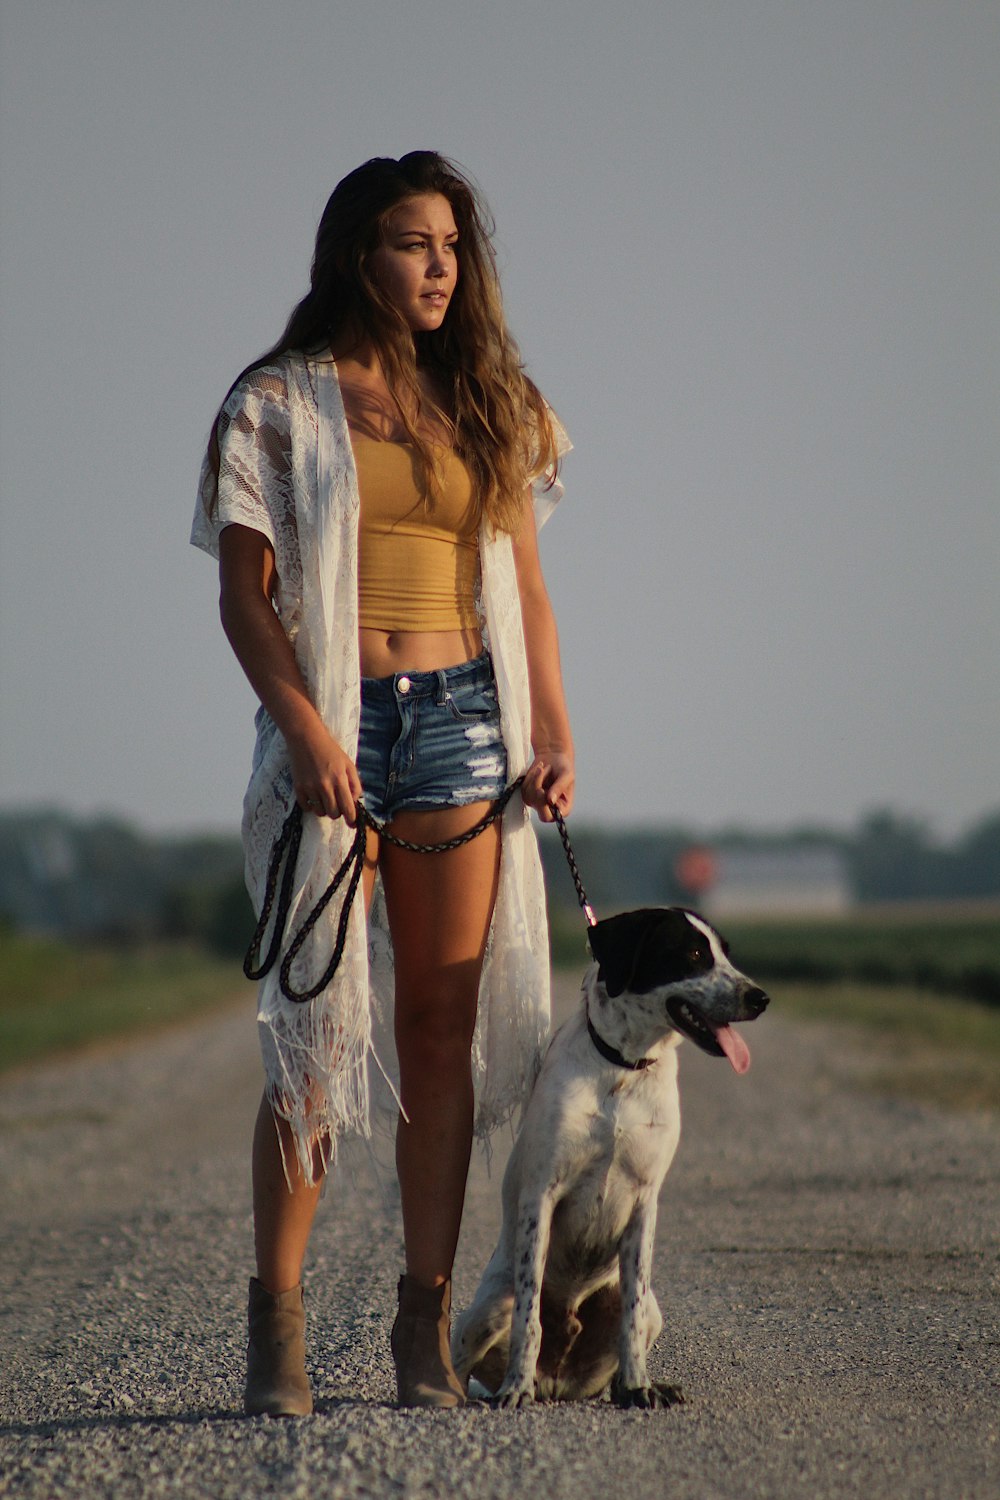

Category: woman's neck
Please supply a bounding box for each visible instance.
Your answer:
[335,342,453,446]
[331,333,383,374]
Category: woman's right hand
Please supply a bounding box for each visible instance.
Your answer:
[287,723,364,825]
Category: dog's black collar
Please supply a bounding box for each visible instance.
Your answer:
[586,1011,654,1071]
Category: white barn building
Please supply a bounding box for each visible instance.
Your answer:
[701,846,853,919]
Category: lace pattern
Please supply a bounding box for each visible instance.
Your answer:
[192,353,570,1185]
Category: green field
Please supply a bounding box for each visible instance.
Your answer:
[722,910,1000,1006]
[0,933,249,1074]
[551,906,1000,1006]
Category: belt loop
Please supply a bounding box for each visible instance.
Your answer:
[435,669,449,706]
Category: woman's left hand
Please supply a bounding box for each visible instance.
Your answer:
[521,749,575,823]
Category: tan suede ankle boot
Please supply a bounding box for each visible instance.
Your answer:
[244,1276,313,1417]
[390,1274,466,1408]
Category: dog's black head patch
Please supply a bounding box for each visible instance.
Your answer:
[588,908,715,998]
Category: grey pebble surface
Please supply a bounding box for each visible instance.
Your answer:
[1,972,997,1499]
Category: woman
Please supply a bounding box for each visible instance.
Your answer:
[192,152,573,1413]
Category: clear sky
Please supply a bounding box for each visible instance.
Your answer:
[1,0,997,838]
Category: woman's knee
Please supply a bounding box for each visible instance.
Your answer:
[395,986,478,1065]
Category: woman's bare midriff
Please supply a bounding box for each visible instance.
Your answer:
[358,625,484,680]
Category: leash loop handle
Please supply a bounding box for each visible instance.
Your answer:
[243,805,304,983]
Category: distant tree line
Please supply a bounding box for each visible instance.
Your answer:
[1,805,999,957]
[0,809,254,955]
[846,810,1000,902]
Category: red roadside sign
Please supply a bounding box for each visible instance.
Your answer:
[674,846,718,895]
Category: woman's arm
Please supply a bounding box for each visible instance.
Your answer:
[218,524,363,823]
[511,500,575,822]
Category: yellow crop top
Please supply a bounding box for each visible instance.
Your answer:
[353,435,480,631]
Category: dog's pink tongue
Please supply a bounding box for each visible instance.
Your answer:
[715,1025,751,1074]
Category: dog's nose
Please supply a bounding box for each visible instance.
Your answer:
[743,986,770,1018]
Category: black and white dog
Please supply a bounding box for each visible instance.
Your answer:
[452,907,769,1408]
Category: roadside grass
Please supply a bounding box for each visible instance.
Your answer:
[0,933,249,1075]
[775,981,1000,1113]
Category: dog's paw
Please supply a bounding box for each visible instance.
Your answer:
[494,1381,535,1410]
[612,1377,685,1410]
[649,1381,685,1407]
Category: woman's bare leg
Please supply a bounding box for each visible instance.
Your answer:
[250,829,380,1294]
[251,1098,325,1294]
[379,805,501,1287]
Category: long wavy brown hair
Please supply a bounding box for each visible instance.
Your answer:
[206,151,558,536]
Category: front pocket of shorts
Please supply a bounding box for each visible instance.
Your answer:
[445,685,499,723]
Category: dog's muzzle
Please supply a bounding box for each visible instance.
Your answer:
[666,985,769,1073]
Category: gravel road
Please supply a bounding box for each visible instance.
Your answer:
[1,972,997,1500]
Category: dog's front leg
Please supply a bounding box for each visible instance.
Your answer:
[495,1189,555,1409]
[613,1199,681,1410]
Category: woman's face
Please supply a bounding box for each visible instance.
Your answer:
[370,192,459,333]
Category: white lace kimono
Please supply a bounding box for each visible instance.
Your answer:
[192,352,568,1183]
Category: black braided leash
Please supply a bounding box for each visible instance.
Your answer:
[548,803,597,929]
[244,776,530,1003]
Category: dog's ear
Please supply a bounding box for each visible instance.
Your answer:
[590,908,708,996]
[588,909,672,998]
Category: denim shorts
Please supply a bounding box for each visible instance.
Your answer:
[356,651,508,823]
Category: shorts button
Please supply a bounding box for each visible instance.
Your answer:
[397,675,411,694]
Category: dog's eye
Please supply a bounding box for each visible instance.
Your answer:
[688,948,704,963]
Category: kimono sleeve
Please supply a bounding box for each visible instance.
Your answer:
[531,405,573,532]
[190,366,293,560]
